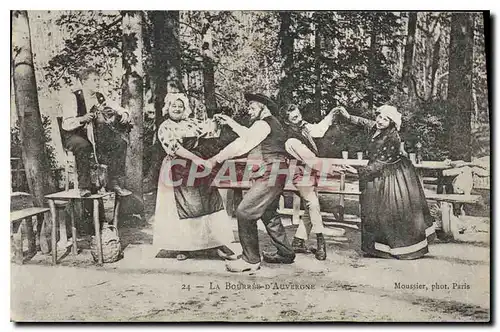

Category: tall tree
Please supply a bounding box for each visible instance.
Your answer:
[314,13,322,113]
[122,11,144,205]
[447,12,474,161]
[151,11,182,126]
[367,13,378,110]
[201,20,217,118]
[11,10,54,206]
[145,11,181,188]
[277,11,294,105]
[402,12,417,96]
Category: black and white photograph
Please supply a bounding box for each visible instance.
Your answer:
[9,9,491,322]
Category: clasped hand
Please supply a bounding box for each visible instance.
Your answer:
[331,106,350,119]
[213,114,231,125]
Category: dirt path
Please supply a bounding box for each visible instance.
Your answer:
[11,223,490,322]
[11,193,490,322]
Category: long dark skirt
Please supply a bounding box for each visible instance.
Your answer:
[360,157,436,259]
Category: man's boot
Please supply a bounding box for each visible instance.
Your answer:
[110,177,132,197]
[262,250,295,264]
[315,233,327,261]
[112,185,132,197]
[292,237,308,253]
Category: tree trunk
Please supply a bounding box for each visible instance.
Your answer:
[11,10,54,207]
[430,33,441,99]
[368,14,378,110]
[402,12,417,96]
[145,11,181,188]
[314,13,322,116]
[447,13,474,161]
[277,11,294,106]
[122,11,144,208]
[202,24,217,118]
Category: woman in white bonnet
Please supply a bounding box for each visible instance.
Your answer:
[336,104,435,259]
[153,92,238,261]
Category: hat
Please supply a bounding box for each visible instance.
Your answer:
[163,93,193,119]
[375,105,402,131]
[244,93,279,115]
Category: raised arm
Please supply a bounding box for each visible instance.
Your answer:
[334,106,376,130]
[348,115,376,129]
[211,120,271,164]
[213,114,249,137]
[157,121,209,168]
[305,109,335,138]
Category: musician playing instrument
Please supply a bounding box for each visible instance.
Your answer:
[61,67,132,197]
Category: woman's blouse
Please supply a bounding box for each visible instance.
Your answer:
[158,118,219,159]
[349,115,402,181]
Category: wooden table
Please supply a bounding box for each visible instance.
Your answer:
[45,189,113,265]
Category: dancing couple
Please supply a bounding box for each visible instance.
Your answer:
[152,91,435,274]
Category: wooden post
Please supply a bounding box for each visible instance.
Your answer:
[441,202,453,236]
[279,195,285,213]
[48,199,57,264]
[13,221,24,264]
[64,154,70,191]
[69,201,77,255]
[292,193,301,225]
[37,213,50,254]
[340,151,347,208]
[113,196,121,228]
[58,207,68,248]
[93,199,104,265]
[24,216,36,255]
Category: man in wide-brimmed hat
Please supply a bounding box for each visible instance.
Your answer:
[210,92,296,273]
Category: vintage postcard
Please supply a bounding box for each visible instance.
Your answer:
[10,10,490,322]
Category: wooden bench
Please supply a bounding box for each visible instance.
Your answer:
[216,181,481,239]
[10,207,50,264]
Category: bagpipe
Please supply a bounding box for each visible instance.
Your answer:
[90,92,133,133]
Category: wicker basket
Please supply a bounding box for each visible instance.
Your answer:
[91,225,122,263]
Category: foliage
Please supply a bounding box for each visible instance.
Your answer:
[43,11,122,91]
[39,10,489,163]
[11,115,62,189]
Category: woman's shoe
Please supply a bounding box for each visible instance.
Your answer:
[226,258,260,273]
[176,253,188,261]
[315,233,327,260]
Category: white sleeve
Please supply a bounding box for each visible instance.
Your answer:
[305,112,333,138]
[214,120,271,163]
[61,91,81,131]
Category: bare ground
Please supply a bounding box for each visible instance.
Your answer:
[11,192,490,322]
